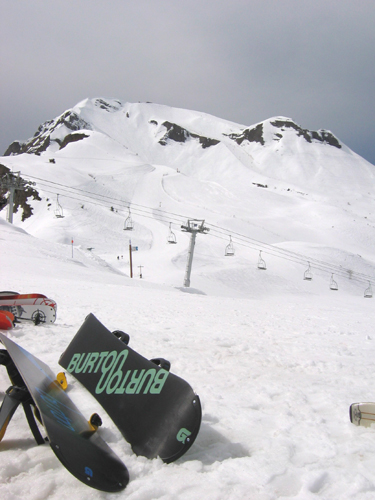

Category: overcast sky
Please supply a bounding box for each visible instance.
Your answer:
[1,0,375,164]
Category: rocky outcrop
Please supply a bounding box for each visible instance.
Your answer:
[270,119,341,148]
[4,111,92,156]
[58,132,89,150]
[224,123,265,146]
[159,121,220,149]
[93,98,123,112]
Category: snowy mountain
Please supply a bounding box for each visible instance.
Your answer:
[1,99,375,295]
[1,97,375,296]
[2,99,375,499]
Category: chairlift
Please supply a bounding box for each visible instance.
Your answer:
[123,208,134,231]
[364,282,373,298]
[258,251,267,270]
[330,274,338,291]
[304,262,313,281]
[167,222,177,244]
[225,236,235,256]
[54,194,64,218]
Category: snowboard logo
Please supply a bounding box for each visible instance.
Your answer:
[85,466,93,478]
[351,406,361,425]
[66,350,170,396]
[35,387,75,432]
[176,428,191,444]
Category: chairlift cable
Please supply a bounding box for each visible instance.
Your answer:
[18,174,375,287]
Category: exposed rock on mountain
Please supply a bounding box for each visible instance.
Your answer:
[224,123,265,146]
[158,121,220,148]
[270,118,341,148]
[4,111,92,156]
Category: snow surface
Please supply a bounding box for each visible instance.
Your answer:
[1,98,375,499]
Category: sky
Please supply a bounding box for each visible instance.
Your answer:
[1,0,375,165]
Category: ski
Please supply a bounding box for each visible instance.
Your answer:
[59,313,202,463]
[350,402,375,428]
[0,332,129,492]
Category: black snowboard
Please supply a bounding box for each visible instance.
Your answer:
[0,332,129,492]
[59,313,202,463]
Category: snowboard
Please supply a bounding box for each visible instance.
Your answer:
[59,313,202,463]
[350,402,375,428]
[0,296,54,306]
[0,297,57,324]
[0,293,47,301]
[0,332,129,492]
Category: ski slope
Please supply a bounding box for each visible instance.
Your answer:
[1,98,375,499]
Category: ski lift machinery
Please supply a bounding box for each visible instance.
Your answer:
[54,194,64,218]
[330,274,338,291]
[257,251,267,270]
[225,236,235,256]
[167,222,177,244]
[123,208,134,231]
[364,282,373,298]
[304,262,313,280]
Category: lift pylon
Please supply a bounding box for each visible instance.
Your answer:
[181,219,209,287]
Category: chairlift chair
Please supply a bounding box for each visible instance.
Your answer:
[258,251,267,270]
[330,274,338,291]
[225,236,235,256]
[54,194,64,218]
[123,208,134,231]
[167,222,177,244]
[304,262,313,281]
[364,282,373,298]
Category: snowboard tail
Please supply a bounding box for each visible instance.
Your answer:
[350,402,375,427]
[59,313,202,463]
[0,332,129,492]
[0,302,56,324]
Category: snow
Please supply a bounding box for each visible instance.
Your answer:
[1,98,375,499]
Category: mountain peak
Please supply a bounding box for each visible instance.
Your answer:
[266,117,341,149]
[3,98,344,158]
[224,116,342,150]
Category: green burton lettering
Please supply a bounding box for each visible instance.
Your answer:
[84,352,99,373]
[94,351,109,373]
[125,369,145,394]
[66,353,81,373]
[66,350,170,396]
[150,369,169,394]
[96,351,118,394]
[105,351,129,394]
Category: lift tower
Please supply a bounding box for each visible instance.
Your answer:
[0,172,35,223]
[181,219,209,287]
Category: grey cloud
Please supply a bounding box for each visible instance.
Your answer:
[1,0,374,164]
